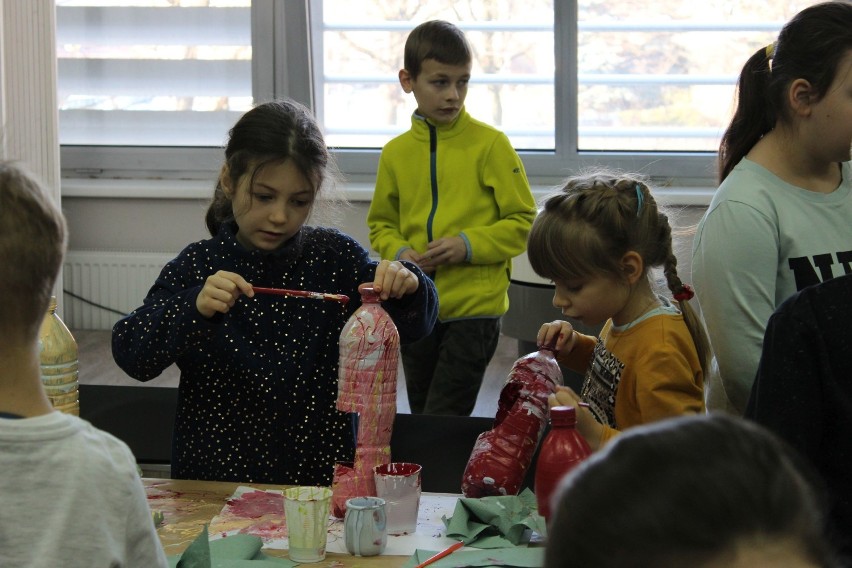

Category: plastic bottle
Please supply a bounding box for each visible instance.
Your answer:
[332,283,399,517]
[38,296,80,415]
[534,405,591,522]
[461,345,563,497]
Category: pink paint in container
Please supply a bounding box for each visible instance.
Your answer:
[373,462,422,535]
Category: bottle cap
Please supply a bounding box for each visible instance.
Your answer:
[538,338,557,354]
[357,283,380,303]
[550,405,577,426]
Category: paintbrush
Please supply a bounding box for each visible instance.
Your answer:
[413,541,464,568]
[252,287,349,305]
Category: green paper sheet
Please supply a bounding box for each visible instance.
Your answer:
[402,547,545,568]
[442,489,547,548]
[169,525,296,568]
[175,525,212,568]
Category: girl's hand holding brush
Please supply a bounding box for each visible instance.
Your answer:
[196,270,254,318]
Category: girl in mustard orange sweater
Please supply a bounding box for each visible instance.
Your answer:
[532,171,710,450]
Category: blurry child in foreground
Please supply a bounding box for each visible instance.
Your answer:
[544,414,840,568]
[747,272,852,557]
[0,161,167,567]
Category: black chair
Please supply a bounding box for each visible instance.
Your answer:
[389,413,540,494]
[78,387,541,493]
[78,384,177,465]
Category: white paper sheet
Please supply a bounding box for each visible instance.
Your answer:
[208,486,462,556]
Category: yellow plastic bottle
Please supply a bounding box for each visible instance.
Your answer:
[38,296,80,415]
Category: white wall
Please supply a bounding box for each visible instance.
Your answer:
[63,191,704,282]
[63,196,375,255]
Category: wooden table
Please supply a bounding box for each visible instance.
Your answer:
[145,477,418,567]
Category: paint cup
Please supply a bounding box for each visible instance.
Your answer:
[344,496,387,556]
[373,462,422,535]
[284,486,333,563]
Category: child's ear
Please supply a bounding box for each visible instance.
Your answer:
[788,78,817,117]
[620,251,645,284]
[219,164,234,199]
[398,69,413,93]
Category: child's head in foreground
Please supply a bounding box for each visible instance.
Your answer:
[0,161,67,344]
[544,413,838,568]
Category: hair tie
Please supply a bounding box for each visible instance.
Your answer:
[635,184,644,217]
[674,284,694,302]
[764,42,775,60]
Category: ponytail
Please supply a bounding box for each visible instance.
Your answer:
[718,2,852,183]
[718,48,776,182]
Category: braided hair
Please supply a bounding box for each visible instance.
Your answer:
[527,170,711,373]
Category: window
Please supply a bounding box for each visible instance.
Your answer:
[311,2,555,151]
[57,0,824,189]
[575,3,817,154]
[56,1,251,147]
[56,0,258,179]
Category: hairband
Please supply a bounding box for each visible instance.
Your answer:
[673,284,695,302]
[635,184,644,217]
[765,42,775,60]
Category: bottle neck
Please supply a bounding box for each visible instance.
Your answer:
[550,406,577,427]
[538,338,557,354]
[358,284,380,304]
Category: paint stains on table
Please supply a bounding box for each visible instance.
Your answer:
[209,487,288,542]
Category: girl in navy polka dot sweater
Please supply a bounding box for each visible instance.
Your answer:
[112,99,438,485]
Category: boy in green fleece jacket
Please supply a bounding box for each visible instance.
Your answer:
[367,20,536,416]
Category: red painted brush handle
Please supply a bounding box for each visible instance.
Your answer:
[252,287,349,304]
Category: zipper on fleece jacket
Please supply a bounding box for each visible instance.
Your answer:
[426,121,438,243]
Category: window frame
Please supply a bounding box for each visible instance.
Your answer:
[59,0,719,196]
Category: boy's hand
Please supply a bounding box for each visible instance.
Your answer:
[537,320,577,354]
[549,386,603,451]
[419,236,466,272]
[399,248,424,267]
[372,259,419,301]
[196,270,254,318]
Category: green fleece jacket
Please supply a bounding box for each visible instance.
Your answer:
[368,108,536,321]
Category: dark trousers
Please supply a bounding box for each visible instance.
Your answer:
[401,318,501,416]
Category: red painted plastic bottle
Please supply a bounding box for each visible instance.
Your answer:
[332,283,399,517]
[534,405,591,522]
[461,345,562,497]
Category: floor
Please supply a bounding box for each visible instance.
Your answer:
[74,330,524,418]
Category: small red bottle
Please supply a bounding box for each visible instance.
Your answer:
[534,405,591,522]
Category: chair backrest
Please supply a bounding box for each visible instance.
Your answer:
[389,413,539,494]
[78,388,542,493]
[79,384,177,464]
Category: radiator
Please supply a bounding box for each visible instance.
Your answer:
[63,251,174,330]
